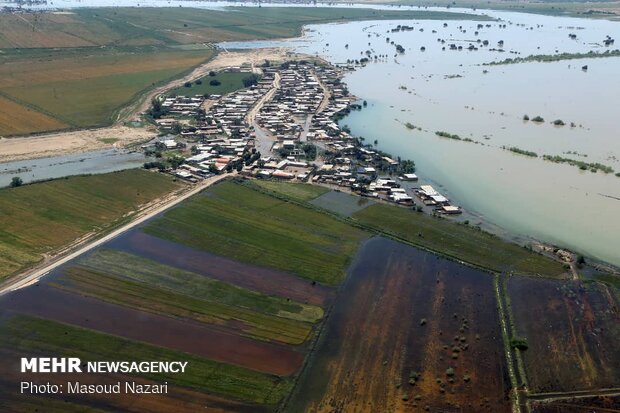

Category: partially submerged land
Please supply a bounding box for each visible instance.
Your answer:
[0,5,619,413]
[0,178,617,413]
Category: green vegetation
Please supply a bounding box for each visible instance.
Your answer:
[9,177,23,188]
[0,315,292,405]
[168,71,253,97]
[504,146,538,157]
[531,115,545,123]
[485,49,620,65]
[510,336,529,351]
[435,131,462,140]
[542,155,614,173]
[143,180,366,284]
[253,180,330,202]
[353,204,565,276]
[55,249,322,344]
[0,170,182,281]
[0,46,214,131]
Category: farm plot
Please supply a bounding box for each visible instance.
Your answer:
[0,95,67,135]
[251,180,330,202]
[108,231,334,306]
[530,395,620,412]
[353,203,566,277]
[142,180,367,285]
[0,314,291,410]
[54,249,323,345]
[288,237,511,413]
[0,170,182,281]
[0,47,211,132]
[508,276,620,393]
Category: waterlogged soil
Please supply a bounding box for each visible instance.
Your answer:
[0,357,268,413]
[0,285,304,376]
[287,237,510,413]
[309,190,375,217]
[107,231,334,307]
[508,276,620,393]
[530,395,620,412]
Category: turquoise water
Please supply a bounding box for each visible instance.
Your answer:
[220,10,620,266]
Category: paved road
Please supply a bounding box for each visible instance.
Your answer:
[0,174,229,297]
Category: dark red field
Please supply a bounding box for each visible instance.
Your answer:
[287,237,511,412]
[0,285,304,376]
[508,276,620,393]
[108,231,334,307]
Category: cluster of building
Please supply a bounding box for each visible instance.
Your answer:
[255,64,323,143]
[145,60,461,215]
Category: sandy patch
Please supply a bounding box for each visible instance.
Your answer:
[0,125,156,163]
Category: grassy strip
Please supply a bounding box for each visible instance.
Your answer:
[0,315,292,405]
[142,181,366,285]
[252,180,330,202]
[78,249,322,323]
[353,204,565,277]
[0,170,183,281]
[493,275,523,413]
[485,49,620,66]
[502,275,529,388]
[542,155,615,174]
[57,266,314,345]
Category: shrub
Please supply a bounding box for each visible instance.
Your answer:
[510,337,528,351]
[10,177,23,187]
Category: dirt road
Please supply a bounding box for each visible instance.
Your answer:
[0,173,230,297]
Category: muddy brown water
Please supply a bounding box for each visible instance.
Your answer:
[0,285,304,377]
[106,231,334,307]
[287,237,511,412]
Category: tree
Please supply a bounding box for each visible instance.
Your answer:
[242,73,260,88]
[184,81,192,88]
[209,79,222,86]
[10,177,23,187]
[195,79,203,85]
[208,71,216,77]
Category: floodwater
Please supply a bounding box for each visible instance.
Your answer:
[309,189,375,216]
[220,9,620,267]
[288,237,510,412]
[0,149,147,187]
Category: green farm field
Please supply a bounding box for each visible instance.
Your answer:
[253,180,331,202]
[168,71,254,97]
[143,180,367,285]
[56,249,322,344]
[0,47,213,131]
[0,170,183,281]
[353,203,566,277]
[0,315,292,406]
[0,7,491,134]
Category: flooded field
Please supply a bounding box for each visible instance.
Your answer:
[0,180,366,412]
[309,189,375,216]
[0,149,148,188]
[288,237,510,412]
[107,231,334,307]
[508,276,620,393]
[221,9,620,267]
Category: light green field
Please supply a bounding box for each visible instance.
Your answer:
[0,170,183,281]
[353,203,566,277]
[143,180,367,285]
[56,249,322,344]
[0,315,292,405]
[168,71,252,98]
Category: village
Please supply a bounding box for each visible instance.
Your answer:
[143,60,462,215]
